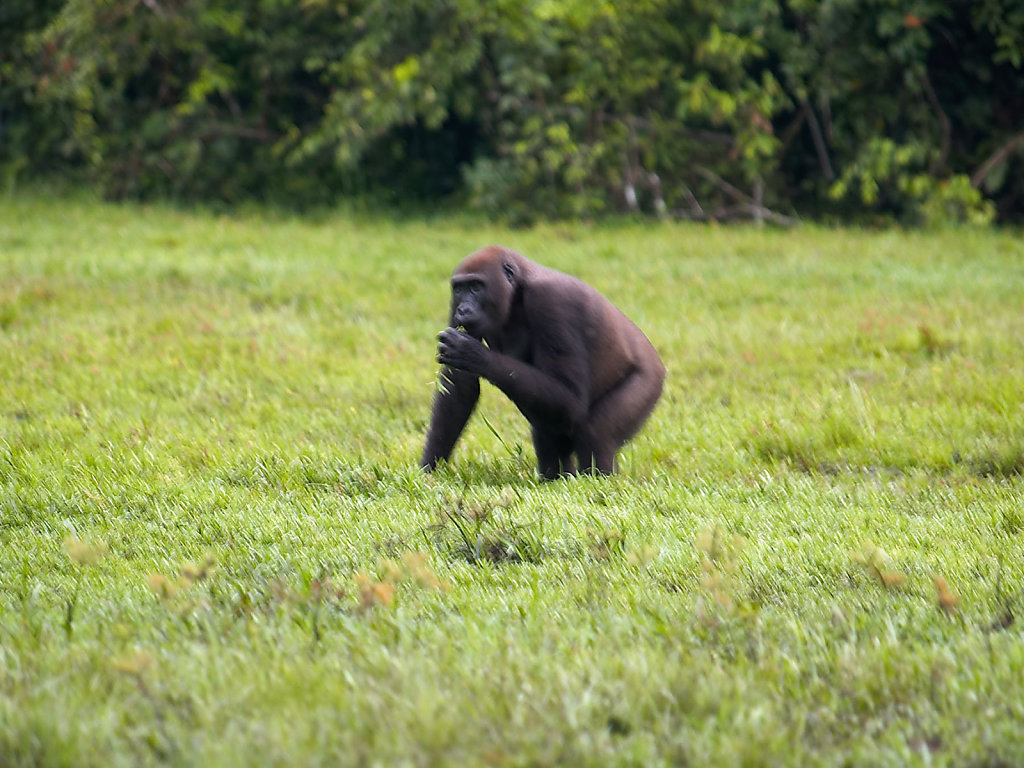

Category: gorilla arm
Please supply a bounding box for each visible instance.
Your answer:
[435,327,589,435]
[420,366,481,470]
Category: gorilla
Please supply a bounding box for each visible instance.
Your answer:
[421,246,665,479]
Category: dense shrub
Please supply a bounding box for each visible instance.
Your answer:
[2,0,1022,221]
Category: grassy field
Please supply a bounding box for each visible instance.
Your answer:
[1,193,1023,766]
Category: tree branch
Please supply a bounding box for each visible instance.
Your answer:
[777,108,807,159]
[918,73,951,175]
[970,130,1024,189]
[690,166,800,227]
[802,101,834,181]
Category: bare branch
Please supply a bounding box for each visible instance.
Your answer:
[777,108,807,159]
[678,168,800,226]
[971,130,1024,189]
[672,203,797,225]
[918,73,951,175]
[648,172,666,219]
[622,117,640,212]
[802,101,834,181]
[695,166,751,205]
[682,185,704,218]
[752,177,764,227]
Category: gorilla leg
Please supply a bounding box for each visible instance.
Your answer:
[575,366,664,474]
[575,443,617,475]
[532,426,577,480]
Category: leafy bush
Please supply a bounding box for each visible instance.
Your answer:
[0,0,69,186]
[2,0,1022,221]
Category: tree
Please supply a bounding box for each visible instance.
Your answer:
[6,0,1022,222]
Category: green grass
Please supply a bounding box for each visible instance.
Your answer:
[2,193,1023,766]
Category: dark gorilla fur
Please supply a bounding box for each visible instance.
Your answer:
[421,246,665,479]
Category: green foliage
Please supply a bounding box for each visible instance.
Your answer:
[830,140,996,225]
[23,0,361,203]
[0,0,68,186]
[773,0,1024,222]
[2,196,1024,763]
[913,174,997,227]
[2,0,1023,219]
[459,0,788,220]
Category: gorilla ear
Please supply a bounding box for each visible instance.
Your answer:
[502,262,516,285]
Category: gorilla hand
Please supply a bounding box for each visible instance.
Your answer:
[437,327,487,374]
